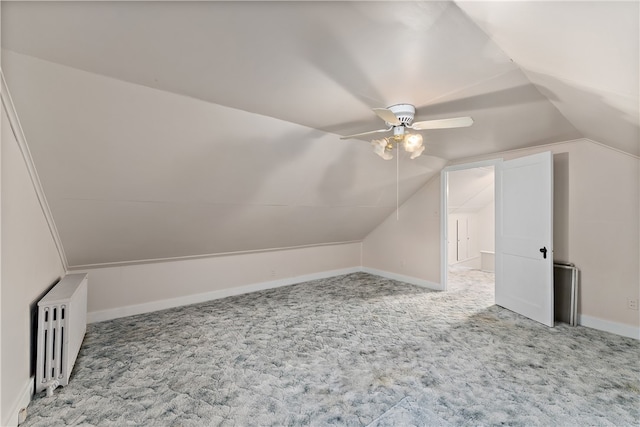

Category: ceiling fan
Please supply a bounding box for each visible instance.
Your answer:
[340,104,473,160]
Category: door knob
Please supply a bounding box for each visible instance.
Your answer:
[539,246,548,259]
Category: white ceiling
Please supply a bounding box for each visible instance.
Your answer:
[457,1,639,156]
[1,1,637,267]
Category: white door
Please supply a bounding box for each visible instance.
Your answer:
[495,151,554,326]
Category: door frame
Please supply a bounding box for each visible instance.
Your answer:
[440,159,501,290]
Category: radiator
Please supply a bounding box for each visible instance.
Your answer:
[36,273,88,396]
[554,262,579,326]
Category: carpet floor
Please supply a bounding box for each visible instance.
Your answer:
[23,271,639,426]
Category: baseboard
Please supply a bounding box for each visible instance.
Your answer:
[87,267,361,323]
[361,267,443,291]
[88,267,637,341]
[578,314,640,340]
[2,377,33,427]
[450,256,480,267]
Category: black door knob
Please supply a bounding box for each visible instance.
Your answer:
[539,246,548,259]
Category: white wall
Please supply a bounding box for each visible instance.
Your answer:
[477,202,495,253]
[568,142,638,328]
[74,243,361,322]
[1,102,65,425]
[363,139,639,336]
[362,175,442,285]
[448,212,479,267]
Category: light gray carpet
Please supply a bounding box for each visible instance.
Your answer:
[24,271,639,426]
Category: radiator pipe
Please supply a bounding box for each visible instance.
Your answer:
[46,380,60,397]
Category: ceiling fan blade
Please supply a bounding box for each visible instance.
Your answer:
[340,127,392,140]
[410,116,474,130]
[372,108,401,126]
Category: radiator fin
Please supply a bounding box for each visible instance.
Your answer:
[36,273,88,395]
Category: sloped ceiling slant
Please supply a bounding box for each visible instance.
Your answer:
[1,1,636,267]
[457,1,640,156]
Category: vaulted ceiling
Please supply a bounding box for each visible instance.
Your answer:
[1,1,638,268]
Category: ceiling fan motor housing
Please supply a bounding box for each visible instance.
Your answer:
[388,104,415,125]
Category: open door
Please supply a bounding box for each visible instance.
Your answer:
[495,151,554,326]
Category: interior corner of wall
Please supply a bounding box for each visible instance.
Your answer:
[2,376,34,427]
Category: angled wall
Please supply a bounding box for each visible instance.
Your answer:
[1,50,435,268]
[361,174,443,288]
[77,242,362,323]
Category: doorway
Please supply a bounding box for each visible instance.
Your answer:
[441,160,499,299]
[441,152,555,326]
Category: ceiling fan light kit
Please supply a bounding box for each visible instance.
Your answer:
[403,133,424,152]
[409,145,425,159]
[341,104,473,160]
[371,139,394,160]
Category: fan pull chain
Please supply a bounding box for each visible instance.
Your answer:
[396,149,399,220]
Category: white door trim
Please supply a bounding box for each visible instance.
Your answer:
[440,159,501,290]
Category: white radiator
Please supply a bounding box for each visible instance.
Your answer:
[36,273,88,396]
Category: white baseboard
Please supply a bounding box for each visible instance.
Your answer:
[578,314,640,340]
[3,377,33,427]
[361,267,443,291]
[88,267,360,323]
[450,256,480,267]
[88,266,637,341]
